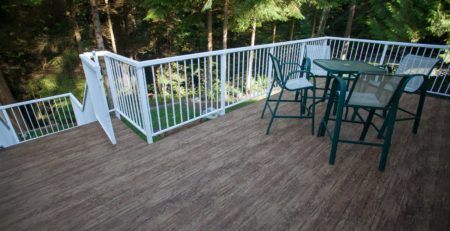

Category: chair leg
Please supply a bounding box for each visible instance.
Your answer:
[351,107,359,121]
[266,89,284,135]
[378,108,397,171]
[318,91,335,137]
[311,88,316,135]
[377,110,388,139]
[301,89,307,115]
[261,80,275,119]
[322,75,331,100]
[359,109,375,141]
[295,90,300,101]
[329,93,345,165]
[412,90,426,134]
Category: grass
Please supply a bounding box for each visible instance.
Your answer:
[121,97,261,142]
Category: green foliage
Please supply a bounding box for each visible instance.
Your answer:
[0,0,448,104]
[427,1,450,44]
[366,0,448,42]
[232,0,303,32]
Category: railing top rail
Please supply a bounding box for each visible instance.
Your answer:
[0,93,73,110]
[94,51,140,66]
[93,36,449,69]
[79,53,103,70]
[324,36,450,49]
[97,37,326,68]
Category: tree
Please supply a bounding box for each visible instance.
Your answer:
[341,0,357,58]
[343,0,356,38]
[317,7,330,36]
[0,70,15,104]
[67,0,84,53]
[233,0,302,92]
[313,0,343,36]
[105,0,117,52]
[366,0,447,42]
[202,0,214,51]
[223,0,229,49]
[89,0,105,49]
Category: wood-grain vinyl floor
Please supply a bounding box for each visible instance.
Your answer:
[1,92,449,231]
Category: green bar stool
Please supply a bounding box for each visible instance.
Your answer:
[261,54,317,135]
[379,54,440,134]
[317,73,415,171]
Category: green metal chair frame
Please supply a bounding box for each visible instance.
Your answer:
[317,73,415,171]
[375,55,440,135]
[261,54,317,135]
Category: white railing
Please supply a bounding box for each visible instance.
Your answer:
[325,36,450,96]
[1,51,117,148]
[0,91,96,147]
[79,53,117,144]
[5,36,446,148]
[93,36,448,144]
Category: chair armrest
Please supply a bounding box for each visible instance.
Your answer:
[281,62,303,70]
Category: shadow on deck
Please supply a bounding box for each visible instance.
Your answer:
[0,93,449,230]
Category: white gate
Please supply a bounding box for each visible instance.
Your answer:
[80,53,116,144]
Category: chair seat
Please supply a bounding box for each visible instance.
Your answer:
[347,92,385,108]
[285,78,313,90]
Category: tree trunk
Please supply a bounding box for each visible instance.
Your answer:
[341,2,356,59]
[89,0,105,50]
[0,70,27,131]
[207,9,213,51]
[105,0,117,53]
[73,21,83,53]
[246,18,257,93]
[317,7,330,36]
[207,9,213,109]
[67,1,83,53]
[290,19,295,40]
[272,22,276,43]
[222,0,228,49]
[311,10,317,37]
[0,71,15,105]
[344,2,356,38]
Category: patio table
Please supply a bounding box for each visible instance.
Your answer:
[313,59,386,100]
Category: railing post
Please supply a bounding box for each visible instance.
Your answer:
[220,54,227,116]
[1,110,20,144]
[379,44,389,65]
[136,66,154,144]
[267,47,275,94]
[299,43,306,64]
[104,56,121,119]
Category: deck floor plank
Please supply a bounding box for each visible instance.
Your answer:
[0,93,449,230]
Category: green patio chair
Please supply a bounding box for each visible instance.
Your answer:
[379,54,440,134]
[306,45,331,77]
[317,73,415,171]
[261,54,317,135]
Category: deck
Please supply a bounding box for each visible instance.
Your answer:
[0,93,449,230]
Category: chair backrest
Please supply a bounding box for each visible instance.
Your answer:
[395,54,439,92]
[347,73,413,109]
[269,53,285,86]
[269,54,312,86]
[302,57,312,72]
[305,45,331,76]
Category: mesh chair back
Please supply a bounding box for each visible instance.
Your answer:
[306,45,331,76]
[395,54,439,92]
[269,53,285,86]
[347,74,411,109]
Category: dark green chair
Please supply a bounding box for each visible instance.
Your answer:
[379,54,440,135]
[317,73,415,171]
[261,54,317,135]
